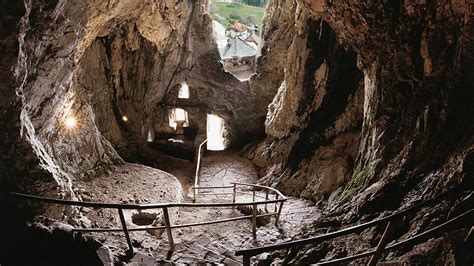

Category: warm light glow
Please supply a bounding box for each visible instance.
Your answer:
[178,83,190,99]
[64,116,77,129]
[207,114,226,151]
[122,116,128,122]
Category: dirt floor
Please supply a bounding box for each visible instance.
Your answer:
[74,152,320,264]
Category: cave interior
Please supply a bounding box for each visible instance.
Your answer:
[0,0,473,265]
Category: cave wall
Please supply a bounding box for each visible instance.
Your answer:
[249,0,473,206]
[0,0,56,198]
[4,0,273,195]
[245,0,473,263]
[246,7,365,203]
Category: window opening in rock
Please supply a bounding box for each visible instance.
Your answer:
[178,83,190,99]
[147,129,154,142]
[209,1,266,81]
[169,108,189,130]
[207,114,226,151]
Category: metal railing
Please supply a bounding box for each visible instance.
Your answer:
[235,188,472,265]
[10,182,286,259]
[193,139,208,202]
[9,139,288,261]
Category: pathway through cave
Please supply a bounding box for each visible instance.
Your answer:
[75,152,320,264]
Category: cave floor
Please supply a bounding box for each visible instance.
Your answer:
[76,152,320,264]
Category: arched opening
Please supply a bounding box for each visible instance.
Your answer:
[206,114,226,151]
[178,83,190,99]
[169,108,189,131]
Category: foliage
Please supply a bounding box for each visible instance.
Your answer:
[210,2,265,28]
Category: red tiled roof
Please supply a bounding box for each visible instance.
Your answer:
[230,22,248,32]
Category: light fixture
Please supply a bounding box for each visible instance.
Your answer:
[122,116,128,122]
[64,116,77,129]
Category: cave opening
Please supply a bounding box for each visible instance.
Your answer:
[178,83,190,99]
[209,0,265,80]
[206,113,226,151]
[169,108,189,131]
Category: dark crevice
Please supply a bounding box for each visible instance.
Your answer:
[286,20,363,171]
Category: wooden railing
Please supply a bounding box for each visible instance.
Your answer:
[235,188,473,265]
[10,182,286,259]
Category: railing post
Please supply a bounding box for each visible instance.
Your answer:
[275,201,284,227]
[368,220,395,266]
[265,190,269,212]
[252,187,257,239]
[232,183,237,206]
[274,194,279,213]
[117,208,134,254]
[252,202,257,239]
[162,206,175,256]
[243,254,251,266]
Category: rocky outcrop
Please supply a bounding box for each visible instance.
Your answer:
[248,0,473,204]
[245,0,473,263]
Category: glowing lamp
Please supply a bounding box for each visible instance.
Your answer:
[64,116,77,129]
[122,116,128,122]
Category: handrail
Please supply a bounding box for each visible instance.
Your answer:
[317,209,473,265]
[231,182,286,199]
[235,187,465,265]
[193,139,208,202]
[9,140,290,262]
[10,187,286,209]
[10,192,286,208]
[9,181,288,258]
[72,212,278,233]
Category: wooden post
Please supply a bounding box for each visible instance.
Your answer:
[162,207,175,254]
[243,255,251,266]
[193,187,196,203]
[232,183,237,204]
[252,188,256,202]
[117,208,134,254]
[265,190,269,212]
[274,194,279,213]
[275,201,284,227]
[252,202,257,239]
[368,221,395,266]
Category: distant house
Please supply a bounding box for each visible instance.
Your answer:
[226,22,249,38]
[219,36,257,70]
[214,21,263,74]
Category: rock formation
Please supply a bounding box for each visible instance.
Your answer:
[244,0,473,263]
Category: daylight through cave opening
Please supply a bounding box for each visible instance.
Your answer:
[206,114,226,151]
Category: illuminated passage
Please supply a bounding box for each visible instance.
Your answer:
[207,114,226,151]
